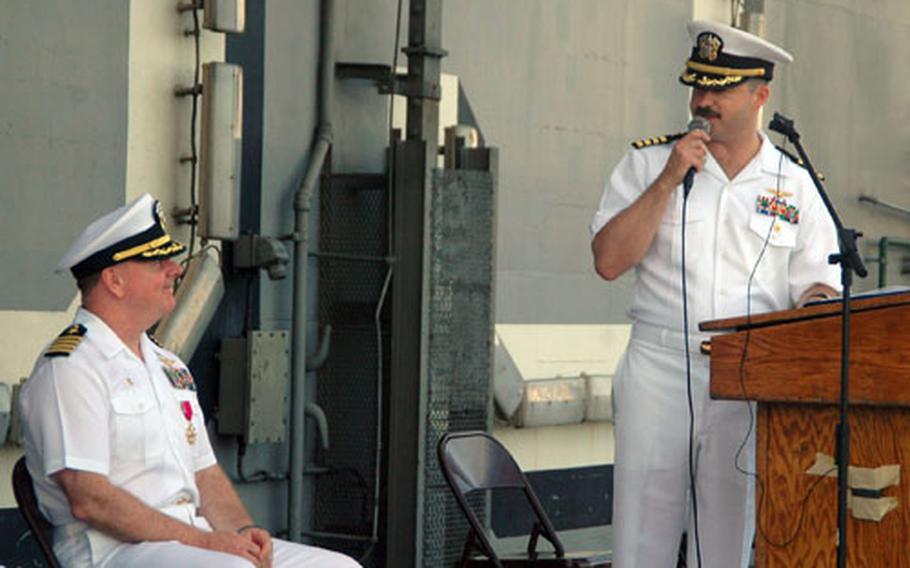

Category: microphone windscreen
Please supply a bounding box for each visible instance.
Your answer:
[687,116,711,135]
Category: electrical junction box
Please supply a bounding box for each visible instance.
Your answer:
[218,331,289,444]
[203,0,245,34]
[199,62,243,241]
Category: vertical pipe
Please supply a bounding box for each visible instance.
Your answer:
[290,0,334,543]
[387,1,445,564]
[739,0,766,36]
[879,237,889,288]
[738,0,766,127]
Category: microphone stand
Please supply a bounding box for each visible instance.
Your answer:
[769,112,867,568]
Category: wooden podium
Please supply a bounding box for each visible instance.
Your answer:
[701,291,910,567]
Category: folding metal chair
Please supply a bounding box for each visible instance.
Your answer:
[12,456,61,568]
[437,430,612,568]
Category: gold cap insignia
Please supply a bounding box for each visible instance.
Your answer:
[698,32,723,62]
[155,201,168,230]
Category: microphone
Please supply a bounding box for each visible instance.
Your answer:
[768,112,798,143]
[683,116,711,198]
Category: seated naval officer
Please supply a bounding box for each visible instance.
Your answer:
[19,194,360,567]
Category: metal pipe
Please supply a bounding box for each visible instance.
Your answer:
[305,325,332,371]
[371,265,393,543]
[299,530,376,543]
[879,237,893,288]
[859,195,910,220]
[308,250,391,263]
[305,402,330,450]
[876,236,910,288]
[289,0,335,543]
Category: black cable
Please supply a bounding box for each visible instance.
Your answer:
[680,147,781,566]
[187,3,202,259]
[244,273,255,334]
[755,464,835,548]
[733,148,834,550]
[732,153,782,479]
[386,0,404,253]
[683,142,847,563]
[681,193,703,568]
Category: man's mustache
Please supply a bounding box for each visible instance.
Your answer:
[694,107,720,119]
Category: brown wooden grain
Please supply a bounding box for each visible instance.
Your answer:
[707,293,910,566]
[700,291,910,333]
[755,405,910,567]
[709,302,910,406]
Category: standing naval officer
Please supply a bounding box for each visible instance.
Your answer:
[20,194,360,567]
[590,21,840,567]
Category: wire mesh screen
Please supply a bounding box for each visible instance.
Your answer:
[315,173,390,561]
[422,169,497,567]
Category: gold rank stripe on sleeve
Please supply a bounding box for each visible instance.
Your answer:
[45,324,88,358]
[631,132,685,150]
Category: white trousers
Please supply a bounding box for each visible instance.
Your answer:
[105,537,360,568]
[54,507,360,568]
[611,325,755,568]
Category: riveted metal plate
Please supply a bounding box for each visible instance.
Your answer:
[217,331,289,444]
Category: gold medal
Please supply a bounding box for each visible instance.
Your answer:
[185,422,197,445]
[180,401,197,445]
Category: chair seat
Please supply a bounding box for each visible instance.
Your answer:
[464,550,612,567]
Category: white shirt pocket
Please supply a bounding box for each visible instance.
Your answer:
[110,392,165,465]
[660,193,708,271]
[748,213,797,249]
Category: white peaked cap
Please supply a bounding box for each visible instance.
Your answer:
[56,194,185,279]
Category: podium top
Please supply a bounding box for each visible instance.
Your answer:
[705,288,910,407]
[699,289,910,333]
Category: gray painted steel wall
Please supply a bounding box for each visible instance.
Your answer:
[0,1,128,311]
[220,0,324,536]
[769,0,910,279]
[440,0,910,324]
[441,1,692,324]
[325,1,700,330]
[257,0,321,333]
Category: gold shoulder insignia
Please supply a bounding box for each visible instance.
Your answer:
[632,132,685,150]
[775,145,825,181]
[44,324,88,358]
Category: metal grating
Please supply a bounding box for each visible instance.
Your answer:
[422,169,497,567]
[314,167,495,566]
[314,172,390,562]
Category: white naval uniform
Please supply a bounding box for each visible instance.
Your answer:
[20,308,359,568]
[591,131,839,567]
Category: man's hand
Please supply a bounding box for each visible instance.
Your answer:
[200,530,266,566]
[196,465,273,565]
[592,129,712,281]
[657,129,710,188]
[796,283,839,308]
[239,526,273,568]
[52,468,265,562]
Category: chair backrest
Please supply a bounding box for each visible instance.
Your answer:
[437,431,565,565]
[440,430,527,494]
[12,456,61,568]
